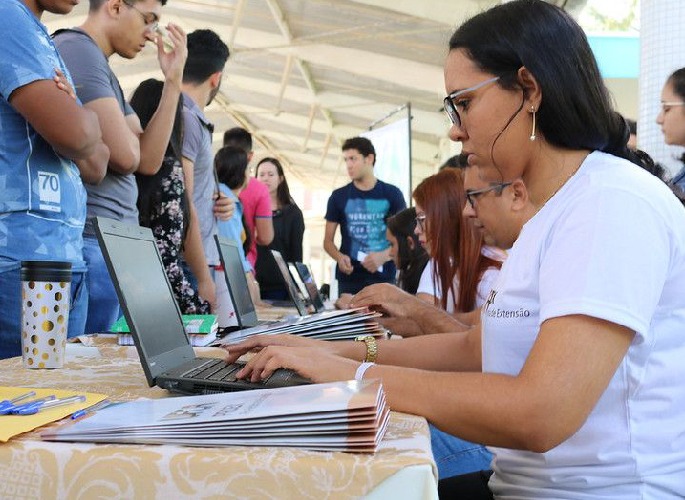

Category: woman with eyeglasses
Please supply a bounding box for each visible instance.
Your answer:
[657,68,685,194]
[413,169,503,315]
[222,1,685,497]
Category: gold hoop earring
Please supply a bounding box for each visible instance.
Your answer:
[530,107,537,141]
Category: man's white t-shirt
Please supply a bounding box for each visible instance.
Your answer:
[482,151,685,498]
[417,247,504,312]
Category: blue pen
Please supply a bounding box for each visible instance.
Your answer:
[3,395,56,415]
[0,391,37,414]
[71,399,112,420]
[11,395,85,416]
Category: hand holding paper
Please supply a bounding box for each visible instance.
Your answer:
[357,251,384,274]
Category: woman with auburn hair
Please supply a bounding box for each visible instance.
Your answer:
[413,169,502,313]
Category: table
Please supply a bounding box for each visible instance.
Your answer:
[0,341,437,499]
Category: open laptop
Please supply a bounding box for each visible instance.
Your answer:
[94,217,309,394]
[293,262,326,313]
[270,250,310,316]
[213,236,277,330]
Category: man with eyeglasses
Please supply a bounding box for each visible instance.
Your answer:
[53,0,188,333]
[324,136,406,296]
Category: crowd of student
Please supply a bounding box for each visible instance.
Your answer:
[2,0,685,497]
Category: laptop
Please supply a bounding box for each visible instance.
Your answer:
[293,262,326,313]
[270,249,310,316]
[214,236,276,330]
[94,217,309,394]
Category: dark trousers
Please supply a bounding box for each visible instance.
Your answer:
[438,470,494,499]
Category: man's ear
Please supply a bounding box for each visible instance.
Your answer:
[107,0,124,17]
[510,179,530,211]
[210,71,223,88]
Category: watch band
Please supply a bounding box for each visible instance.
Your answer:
[355,335,378,363]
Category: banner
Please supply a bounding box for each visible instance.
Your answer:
[361,117,411,206]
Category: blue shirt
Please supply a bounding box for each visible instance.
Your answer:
[0,1,86,272]
[217,185,252,273]
[325,179,406,284]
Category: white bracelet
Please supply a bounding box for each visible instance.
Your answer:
[355,362,375,381]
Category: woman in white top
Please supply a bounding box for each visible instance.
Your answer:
[223,1,685,497]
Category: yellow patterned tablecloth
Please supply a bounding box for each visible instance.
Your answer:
[0,342,437,499]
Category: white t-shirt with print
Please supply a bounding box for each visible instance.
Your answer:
[417,248,504,312]
[482,151,685,498]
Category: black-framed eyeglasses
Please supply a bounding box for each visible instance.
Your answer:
[122,0,159,33]
[443,76,500,127]
[465,181,512,209]
[415,213,427,232]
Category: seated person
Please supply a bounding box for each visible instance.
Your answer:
[220,3,685,496]
[386,207,429,295]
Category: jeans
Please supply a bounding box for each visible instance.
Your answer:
[430,424,493,480]
[83,235,120,333]
[0,266,87,360]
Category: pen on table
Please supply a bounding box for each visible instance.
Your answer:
[1,395,56,415]
[0,390,37,413]
[11,395,86,415]
[71,399,112,420]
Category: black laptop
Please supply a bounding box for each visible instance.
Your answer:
[213,236,277,330]
[94,217,309,394]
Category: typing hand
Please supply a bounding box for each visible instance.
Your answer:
[221,333,326,365]
[234,345,358,384]
[350,283,414,318]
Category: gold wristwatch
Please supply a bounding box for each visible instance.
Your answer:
[355,335,378,363]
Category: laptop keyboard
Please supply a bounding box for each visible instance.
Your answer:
[182,358,266,384]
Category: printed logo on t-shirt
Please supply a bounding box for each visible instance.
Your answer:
[344,198,391,258]
[484,288,532,320]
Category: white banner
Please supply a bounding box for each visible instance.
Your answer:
[361,117,411,206]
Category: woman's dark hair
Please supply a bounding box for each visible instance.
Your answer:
[215,146,249,190]
[413,169,500,312]
[439,153,469,171]
[130,78,182,159]
[129,78,190,237]
[449,0,650,169]
[666,68,685,164]
[667,68,685,102]
[256,157,294,208]
[386,207,429,294]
